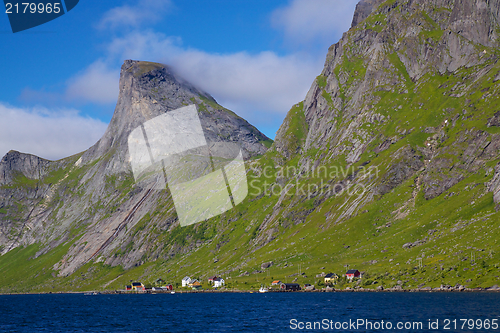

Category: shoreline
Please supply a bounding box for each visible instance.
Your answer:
[1,287,499,296]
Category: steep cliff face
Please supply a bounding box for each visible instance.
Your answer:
[275,0,500,202]
[0,60,270,277]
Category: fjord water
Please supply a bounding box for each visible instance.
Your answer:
[0,293,499,332]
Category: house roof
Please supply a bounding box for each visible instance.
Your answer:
[190,281,201,286]
[272,280,281,284]
[208,276,217,280]
[132,282,143,286]
[213,277,224,281]
[282,283,300,286]
[325,273,337,278]
[182,276,191,281]
[346,269,359,274]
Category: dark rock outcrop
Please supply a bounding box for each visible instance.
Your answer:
[377,146,424,195]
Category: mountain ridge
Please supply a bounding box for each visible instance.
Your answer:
[0,59,271,278]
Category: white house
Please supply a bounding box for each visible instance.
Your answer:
[182,276,192,287]
[213,277,225,288]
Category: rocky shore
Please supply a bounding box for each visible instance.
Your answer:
[1,284,500,296]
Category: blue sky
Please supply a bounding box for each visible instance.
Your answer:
[0,0,358,160]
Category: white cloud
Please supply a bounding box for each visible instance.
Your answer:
[97,0,172,30]
[65,61,120,104]
[0,103,108,160]
[106,31,323,120]
[271,0,358,47]
[172,50,315,112]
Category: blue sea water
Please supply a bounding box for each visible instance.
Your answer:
[0,292,499,332]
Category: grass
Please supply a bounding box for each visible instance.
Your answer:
[0,241,74,293]
[0,171,40,189]
[130,61,165,77]
[363,13,387,33]
[387,52,414,89]
[278,102,308,159]
[316,75,327,88]
[260,139,274,149]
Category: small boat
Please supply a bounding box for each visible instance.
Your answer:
[84,292,99,296]
[259,286,268,293]
[171,291,175,294]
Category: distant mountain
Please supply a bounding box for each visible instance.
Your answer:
[2,0,500,292]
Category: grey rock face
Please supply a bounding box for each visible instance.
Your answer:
[0,150,61,185]
[261,261,273,269]
[376,146,424,195]
[302,0,500,158]
[488,162,500,205]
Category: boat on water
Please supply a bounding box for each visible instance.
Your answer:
[84,292,99,296]
[171,291,175,294]
[259,286,268,293]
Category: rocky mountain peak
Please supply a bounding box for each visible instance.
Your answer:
[0,150,60,185]
[351,0,386,28]
[82,60,269,167]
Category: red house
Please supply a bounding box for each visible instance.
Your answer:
[346,269,361,280]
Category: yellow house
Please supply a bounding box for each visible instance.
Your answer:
[324,273,338,284]
[131,282,146,291]
[189,280,202,290]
